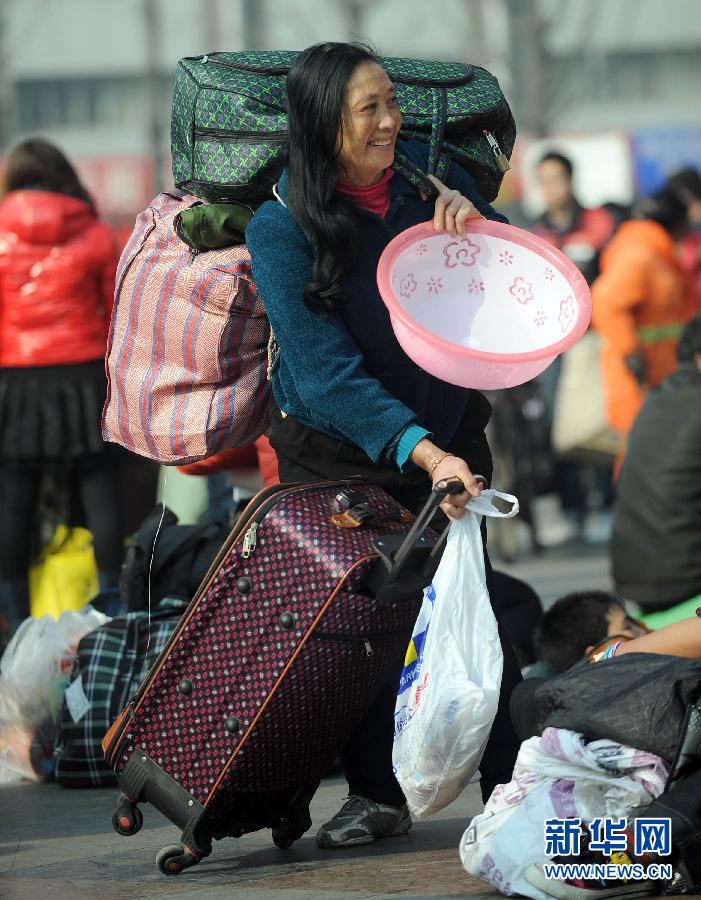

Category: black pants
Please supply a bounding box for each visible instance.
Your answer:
[491,570,543,668]
[269,406,522,806]
[0,460,124,579]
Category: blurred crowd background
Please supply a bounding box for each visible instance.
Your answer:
[2,0,701,804]
[1,0,700,572]
[1,0,699,234]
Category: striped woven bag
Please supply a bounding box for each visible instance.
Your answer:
[102,192,270,464]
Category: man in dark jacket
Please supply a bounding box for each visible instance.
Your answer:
[612,314,701,610]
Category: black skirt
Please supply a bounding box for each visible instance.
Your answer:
[0,360,109,467]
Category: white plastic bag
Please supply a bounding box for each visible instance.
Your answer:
[459,728,669,899]
[0,606,108,782]
[392,489,519,818]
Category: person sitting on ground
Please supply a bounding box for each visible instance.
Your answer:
[516,590,701,898]
[611,314,701,614]
[528,590,647,679]
[537,595,701,665]
[522,606,701,899]
[516,592,701,742]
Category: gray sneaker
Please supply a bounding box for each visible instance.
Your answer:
[316,795,412,848]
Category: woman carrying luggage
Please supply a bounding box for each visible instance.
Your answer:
[246,42,521,848]
[0,139,123,641]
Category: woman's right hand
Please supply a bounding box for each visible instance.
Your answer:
[431,454,483,520]
[409,437,483,520]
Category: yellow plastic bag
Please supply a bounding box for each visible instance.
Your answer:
[29,526,98,619]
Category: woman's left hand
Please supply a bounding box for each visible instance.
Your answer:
[425,174,483,238]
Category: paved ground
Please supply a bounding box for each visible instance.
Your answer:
[0,775,496,900]
[494,536,613,608]
[0,541,614,900]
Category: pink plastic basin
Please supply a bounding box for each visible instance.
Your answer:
[376,220,591,390]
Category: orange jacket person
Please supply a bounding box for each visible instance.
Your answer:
[592,189,695,434]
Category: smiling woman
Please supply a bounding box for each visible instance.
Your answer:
[245,40,522,852]
[337,61,402,186]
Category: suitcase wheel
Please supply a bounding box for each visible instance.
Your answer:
[111,795,143,836]
[155,843,200,876]
[271,805,312,850]
[271,827,295,850]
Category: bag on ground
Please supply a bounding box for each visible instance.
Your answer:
[392,489,519,818]
[532,653,701,763]
[29,525,99,619]
[0,606,107,782]
[119,505,230,613]
[459,727,669,899]
[102,192,270,464]
[54,598,185,787]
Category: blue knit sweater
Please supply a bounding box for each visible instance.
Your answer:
[245,139,506,467]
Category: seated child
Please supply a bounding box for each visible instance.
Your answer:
[588,608,701,662]
[529,590,647,678]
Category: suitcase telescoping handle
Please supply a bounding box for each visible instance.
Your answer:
[367,474,487,605]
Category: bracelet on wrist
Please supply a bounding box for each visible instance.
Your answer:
[428,453,456,479]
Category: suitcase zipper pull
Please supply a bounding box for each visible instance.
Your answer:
[242,522,258,558]
[364,640,374,657]
[483,129,511,174]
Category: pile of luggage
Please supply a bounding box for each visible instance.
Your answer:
[6,43,701,900]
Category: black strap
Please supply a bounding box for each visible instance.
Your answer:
[435,151,451,182]
[392,153,440,200]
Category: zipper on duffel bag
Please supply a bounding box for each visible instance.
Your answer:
[194,127,287,144]
[200,54,290,76]
[200,53,473,88]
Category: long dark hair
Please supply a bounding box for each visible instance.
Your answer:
[286,42,379,314]
[3,138,93,206]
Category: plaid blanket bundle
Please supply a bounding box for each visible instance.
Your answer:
[54,600,185,787]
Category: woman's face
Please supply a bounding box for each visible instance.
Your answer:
[337,61,402,187]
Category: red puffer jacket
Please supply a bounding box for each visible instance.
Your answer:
[0,190,117,367]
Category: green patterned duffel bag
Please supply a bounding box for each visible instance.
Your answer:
[171,50,515,205]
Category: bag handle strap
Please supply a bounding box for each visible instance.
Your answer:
[392,153,439,200]
[392,85,450,200]
[466,489,520,519]
[427,87,448,176]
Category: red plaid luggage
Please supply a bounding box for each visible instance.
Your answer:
[102,192,270,464]
[103,478,452,876]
